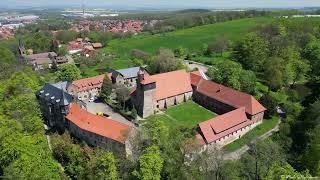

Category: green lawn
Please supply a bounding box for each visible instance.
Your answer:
[104,17,272,57]
[146,101,216,129]
[81,59,133,78]
[224,116,280,152]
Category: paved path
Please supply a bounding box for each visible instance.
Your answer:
[86,101,135,127]
[44,124,52,151]
[184,60,210,73]
[223,119,281,160]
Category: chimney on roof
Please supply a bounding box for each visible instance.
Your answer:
[137,68,145,83]
[217,86,221,93]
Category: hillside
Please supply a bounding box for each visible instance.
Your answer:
[104,17,272,57]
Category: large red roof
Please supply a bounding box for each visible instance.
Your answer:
[66,103,131,144]
[198,107,254,144]
[141,70,192,100]
[191,72,266,115]
[72,74,111,92]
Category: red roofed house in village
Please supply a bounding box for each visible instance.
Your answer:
[132,69,193,118]
[66,103,135,156]
[68,73,112,101]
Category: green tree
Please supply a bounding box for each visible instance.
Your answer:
[239,70,257,95]
[207,37,229,56]
[303,125,320,176]
[148,48,184,74]
[56,30,78,43]
[100,74,113,102]
[0,46,16,80]
[57,45,68,56]
[57,64,81,81]
[95,152,119,180]
[115,85,130,110]
[264,57,284,90]
[173,46,188,59]
[133,145,164,180]
[233,32,268,71]
[260,93,277,118]
[265,162,312,180]
[303,39,320,82]
[207,60,242,90]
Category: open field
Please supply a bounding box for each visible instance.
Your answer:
[81,59,133,78]
[146,101,216,129]
[224,116,280,152]
[104,17,272,57]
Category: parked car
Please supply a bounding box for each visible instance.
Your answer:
[89,97,95,102]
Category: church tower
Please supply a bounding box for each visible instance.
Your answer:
[134,69,156,118]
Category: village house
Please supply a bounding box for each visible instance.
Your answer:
[131,69,193,118]
[68,74,110,101]
[67,37,102,56]
[111,67,146,87]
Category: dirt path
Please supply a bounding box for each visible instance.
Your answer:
[223,119,281,160]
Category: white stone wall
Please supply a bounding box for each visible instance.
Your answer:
[156,91,193,110]
[68,85,101,101]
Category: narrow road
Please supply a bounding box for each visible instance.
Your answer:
[223,119,281,160]
[44,124,52,151]
[184,60,210,73]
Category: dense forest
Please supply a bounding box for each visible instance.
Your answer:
[0,12,319,179]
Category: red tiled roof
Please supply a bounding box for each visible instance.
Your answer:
[194,74,266,115]
[92,43,103,48]
[84,45,95,51]
[66,103,130,144]
[142,70,192,100]
[72,74,111,92]
[198,107,254,144]
[190,71,202,86]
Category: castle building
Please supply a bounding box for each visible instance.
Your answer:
[111,67,146,87]
[37,82,136,156]
[68,74,108,101]
[36,82,73,133]
[190,71,266,122]
[196,107,257,147]
[131,69,193,118]
[66,103,135,156]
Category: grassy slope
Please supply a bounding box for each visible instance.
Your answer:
[104,17,272,57]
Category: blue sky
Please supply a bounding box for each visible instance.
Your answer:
[1,0,320,9]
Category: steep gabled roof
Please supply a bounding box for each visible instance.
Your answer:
[142,70,193,101]
[193,72,266,115]
[198,107,253,144]
[37,83,73,106]
[66,103,131,144]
